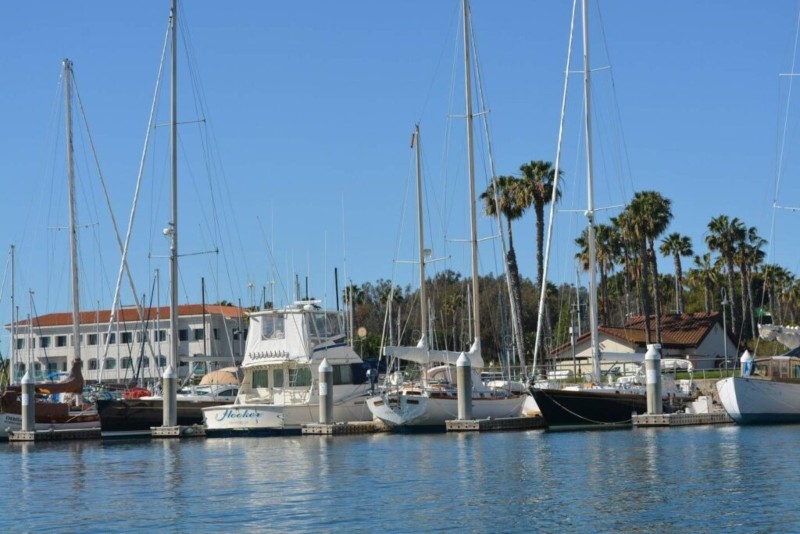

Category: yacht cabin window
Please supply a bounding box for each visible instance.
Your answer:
[252,369,269,388]
[333,364,354,385]
[310,312,342,342]
[261,315,285,340]
[290,367,312,387]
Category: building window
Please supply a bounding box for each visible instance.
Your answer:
[31,338,36,349]
[121,357,132,369]
[140,357,150,368]
[40,336,51,348]
[121,332,132,344]
[88,334,98,346]
[105,332,116,344]
[179,329,188,341]
[56,335,68,347]
[104,358,117,370]
[47,362,58,374]
[213,328,219,340]
[15,338,24,350]
[156,356,167,367]
[89,359,98,370]
[136,331,148,343]
[193,328,204,341]
[155,330,166,341]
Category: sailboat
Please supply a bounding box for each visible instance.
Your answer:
[0,59,100,439]
[365,2,528,430]
[529,0,689,430]
[94,0,243,436]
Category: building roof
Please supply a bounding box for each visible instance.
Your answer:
[8,304,246,330]
[551,312,726,356]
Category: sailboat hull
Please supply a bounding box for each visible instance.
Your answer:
[367,392,528,429]
[96,398,232,437]
[0,395,99,440]
[717,376,800,425]
[531,387,651,430]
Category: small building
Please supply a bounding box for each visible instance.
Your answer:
[5,303,247,384]
[551,312,738,376]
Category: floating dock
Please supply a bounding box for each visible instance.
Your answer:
[8,427,102,442]
[632,411,732,427]
[151,424,206,438]
[446,415,546,432]
[302,421,379,435]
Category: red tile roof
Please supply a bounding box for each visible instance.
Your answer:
[551,312,725,356]
[9,304,246,329]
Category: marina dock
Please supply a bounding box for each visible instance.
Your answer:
[632,411,732,427]
[7,428,101,442]
[151,425,206,438]
[446,415,545,432]
[302,422,380,435]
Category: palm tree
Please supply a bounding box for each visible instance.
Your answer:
[763,264,790,324]
[621,191,673,342]
[689,253,718,313]
[611,213,637,320]
[481,175,527,365]
[614,208,651,339]
[659,233,693,314]
[517,160,563,291]
[736,226,765,339]
[576,223,618,325]
[706,215,745,336]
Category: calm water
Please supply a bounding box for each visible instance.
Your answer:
[0,425,796,533]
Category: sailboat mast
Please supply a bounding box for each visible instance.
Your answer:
[463,0,480,346]
[9,245,15,381]
[64,59,81,369]
[413,125,428,345]
[581,0,601,382]
[168,0,179,372]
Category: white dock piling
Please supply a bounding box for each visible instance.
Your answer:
[645,343,662,415]
[319,358,333,424]
[21,370,34,432]
[162,364,177,427]
[457,352,472,420]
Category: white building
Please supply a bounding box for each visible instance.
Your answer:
[5,303,247,384]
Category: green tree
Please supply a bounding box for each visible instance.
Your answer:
[706,215,745,336]
[518,160,563,291]
[659,233,693,314]
[481,175,527,365]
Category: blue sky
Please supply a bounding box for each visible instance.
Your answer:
[1,1,799,341]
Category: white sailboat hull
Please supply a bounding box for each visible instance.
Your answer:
[717,376,800,425]
[367,392,528,428]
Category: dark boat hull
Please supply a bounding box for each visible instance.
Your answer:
[96,398,232,436]
[531,388,652,430]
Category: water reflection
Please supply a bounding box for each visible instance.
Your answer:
[1,426,800,531]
